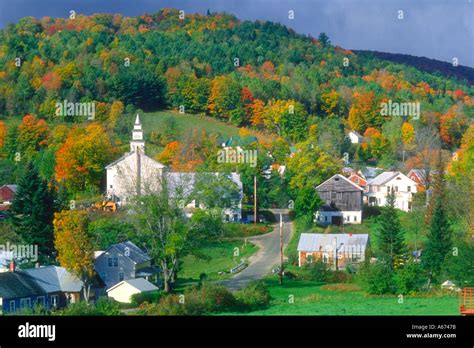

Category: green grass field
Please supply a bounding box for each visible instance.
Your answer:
[179,239,258,282]
[231,277,459,315]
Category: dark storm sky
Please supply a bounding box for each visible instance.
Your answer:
[0,0,473,67]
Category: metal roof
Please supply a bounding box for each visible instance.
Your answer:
[22,266,83,293]
[0,271,45,299]
[107,277,158,293]
[297,233,369,253]
[367,171,399,186]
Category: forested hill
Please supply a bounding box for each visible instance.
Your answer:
[0,8,472,150]
[355,50,474,85]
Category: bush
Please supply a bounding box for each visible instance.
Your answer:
[357,261,395,295]
[329,270,353,283]
[235,281,271,311]
[223,223,272,238]
[197,283,238,313]
[131,290,164,306]
[394,261,425,294]
[154,295,187,315]
[55,298,121,316]
[303,259,330,282]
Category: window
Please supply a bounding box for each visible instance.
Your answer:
[194,200,199,208]
[109,257,118,267]
[407,186,411,192]
[331,191,336,200]
[317,215,320,221]
[324,216,328,222]
[10,300,15,312]
[225,214,230,222]
[100,272,107,281]
[408,202,412,211]
[118,272,124,281]
[109,185,113,188]
[395,186,399,192]
[20,298,31,309]
[37,296,45,306]
[387,186,390,193]
[233,214,238,221]
[354,216,357,222]
[51,295,58,308]
[322,253,329,263]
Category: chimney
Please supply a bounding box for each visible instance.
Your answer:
[9,259,15,272]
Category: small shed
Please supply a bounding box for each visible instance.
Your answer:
[106,278,158,303]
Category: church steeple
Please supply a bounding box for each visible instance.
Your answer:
[130,114,145,152]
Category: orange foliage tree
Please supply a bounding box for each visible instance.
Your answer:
[55,123,114,193]
[54,210,95,302]
[18,114,49,160]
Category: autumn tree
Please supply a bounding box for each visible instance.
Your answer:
[0,121,6,155]
[17,114,49,161]
[348,91,381,133]
[287,128,342,191]
[262,100,308,142]
[208,75,242,120]
[54,210,95,302]
[55,123,114,193]
[109,100,124,128]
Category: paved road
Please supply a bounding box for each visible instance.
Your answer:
[221,215,293,291]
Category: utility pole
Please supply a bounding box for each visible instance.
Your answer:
[279,213,283,285]
[254,175,257,225]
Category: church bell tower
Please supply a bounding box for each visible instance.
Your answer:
[130,114,145,153]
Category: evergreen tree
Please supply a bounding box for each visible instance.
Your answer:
[11,162,55,256]
[422,156,451,285]
[377,189,406,269]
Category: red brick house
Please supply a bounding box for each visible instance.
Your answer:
[297,233,370,270]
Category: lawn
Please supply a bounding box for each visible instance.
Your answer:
[179,239,258,283]
[235,277,459,316]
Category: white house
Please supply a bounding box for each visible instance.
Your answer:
[348,130,364,144]
[366,171,417,211]
[315,174,364,225]
[105,115,243,221]
[106,278,158,303]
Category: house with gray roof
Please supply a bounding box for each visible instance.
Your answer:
[22,265,106,308]
[0,268,46,314]
[366,171,417,211]
[297,233,369,269]
[94,241,159,289]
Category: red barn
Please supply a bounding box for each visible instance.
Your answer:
[0,185,18,205]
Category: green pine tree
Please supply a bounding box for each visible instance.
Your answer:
[11,162,55,257]
[422,157,451,285]
[378,189,406,269]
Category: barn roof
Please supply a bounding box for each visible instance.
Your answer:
[316,174,364,192]
[297,233,369,252]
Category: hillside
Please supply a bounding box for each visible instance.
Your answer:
[355,50,474,85]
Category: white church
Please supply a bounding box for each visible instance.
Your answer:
[105,115,243,222]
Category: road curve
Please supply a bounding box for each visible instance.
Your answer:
[220,217,293,291]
